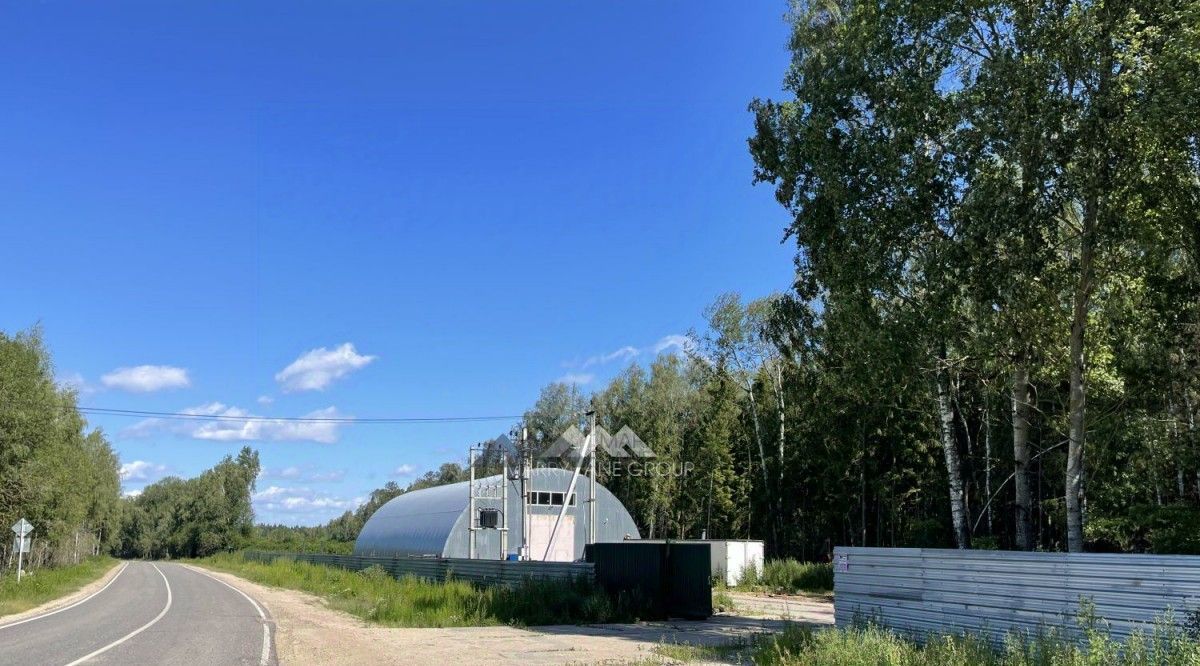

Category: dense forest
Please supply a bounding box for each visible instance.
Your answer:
[115,448,260,559]
[743,0,1198,555]
[0,329,123,568]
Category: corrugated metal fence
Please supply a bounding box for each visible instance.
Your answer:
[243,551,593,587]
[834,547,1200,643]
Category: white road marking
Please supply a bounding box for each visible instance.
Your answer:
[0,562,130,631]
[62,563,173,666]
[183,564,272,666]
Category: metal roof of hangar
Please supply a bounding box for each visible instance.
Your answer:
[353,467,639,559]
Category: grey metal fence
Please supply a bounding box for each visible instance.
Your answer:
[243,551,593,587]
[834,547,1200,644]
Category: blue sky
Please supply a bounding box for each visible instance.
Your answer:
[1,2,795,525]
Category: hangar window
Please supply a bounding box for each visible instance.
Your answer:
[531,491,576,506]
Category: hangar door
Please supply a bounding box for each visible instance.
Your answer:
[529,514,576,561]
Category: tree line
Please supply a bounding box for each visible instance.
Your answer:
[295,0,1198,558]
[116,447,260,559]
[0,327,264,566]
[0,329,123,570]
[248,463,467,553]
[743,0,1198,554]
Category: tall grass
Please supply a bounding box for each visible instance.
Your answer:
[194,552,629,627]
[737,558,833,594]
[0,556,118,618]
[752,618,1200,665]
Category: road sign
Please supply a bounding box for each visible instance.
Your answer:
[11,518,32,537]
[11,519,33,583]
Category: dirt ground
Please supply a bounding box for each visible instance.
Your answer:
[197,568,834,665]
[725,591,833,625]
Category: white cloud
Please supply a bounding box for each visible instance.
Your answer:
[101,365,191,392]
[392,464,416,477]
[582,346,640,369]
[561,334,692,378]
[260,466,345,483]
[119,460,169,482]
[124,403,346,444]
[556,372,595,386]
[57,372,99,395]
[275,466,304,480]
[275,343,376,392]
[252,486,364,525]
[257,395,274,405]
[653,334,692,354]
[122,488,144,499]
[253,485,291,500]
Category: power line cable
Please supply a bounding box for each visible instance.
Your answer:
[73,406,522,424]
[0,396,523,424]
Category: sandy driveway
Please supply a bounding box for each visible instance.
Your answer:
[197,568,832,665]
[725,592,833,625]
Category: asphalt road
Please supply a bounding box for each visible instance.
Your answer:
[0,561,273,666]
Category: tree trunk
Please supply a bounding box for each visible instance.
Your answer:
[955,376,973,522]
[1171,398,1185,499]
[772,363,787,547]
[1012,360,1034,550]
[936,353,971,549]
[860,437,867,547]
[984,406,993,534]
[1066,198,1096,553]
[1186,390,1198,497]
[744,385,777,548]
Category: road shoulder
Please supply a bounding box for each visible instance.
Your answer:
[0,559,124,625]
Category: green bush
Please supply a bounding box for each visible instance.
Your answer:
[737,560,760,587]
[1086,505,1200,554]
[737,558,833,594]
[488,575,618,625]
[712,587,736,612]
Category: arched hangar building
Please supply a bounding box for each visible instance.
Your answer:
[354,468,640,561]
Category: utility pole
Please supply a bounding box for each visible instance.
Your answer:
[521,427,531,561]
[588,410,597,546]
[500,453,508,559]
[468,446,476,559]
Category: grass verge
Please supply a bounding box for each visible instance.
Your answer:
[736,559,833,596]
[0,556,118,619]
[646,621,1200,665]
[192,551,630,627]
[751,620,1200,666]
